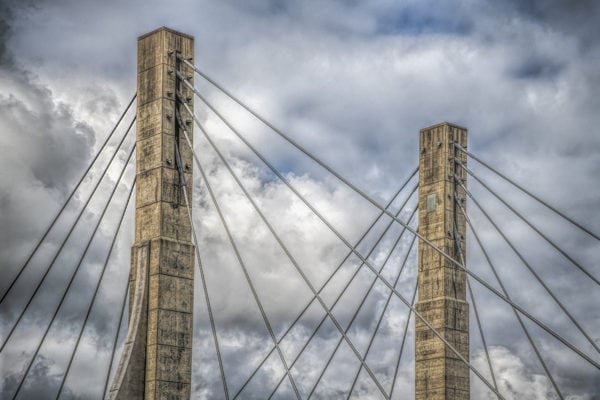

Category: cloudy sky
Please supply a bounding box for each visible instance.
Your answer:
[1,0,599,399]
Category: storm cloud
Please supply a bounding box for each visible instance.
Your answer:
[1,0,599,399]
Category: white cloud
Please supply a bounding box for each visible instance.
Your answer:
[472,346,559,399]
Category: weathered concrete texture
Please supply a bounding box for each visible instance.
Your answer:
[415,122,469,400]
[113,27,195,400]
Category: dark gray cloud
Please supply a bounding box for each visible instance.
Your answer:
[492,0,600,49]
[0,10,105,352]
[0,2,135,399]
[1,0,599,399]
[509,55,564,80]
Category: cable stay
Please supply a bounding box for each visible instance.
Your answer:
[0,116,136,353]
[455,199,565,399]
[452,218,499,396]
[55,178,135,400]
[174,56,593,395]
[454,143,600,241]
[273,211,417,400]
[303,221,417,400]
[272,209,417,399]
[175,115,230,400]
[178,111,404,399]
[345,235,416,399]
[227,174,418,399]
[177,67,394,214]
[177,88,505,398]
[9,144,136,400]
[183,68,600,391]
[455,177,599,355]
[0,94,136,304]
[388,282,417,399]
[456,159,600,287]
[178,98,420,399]
[184,73,594,373]
[175,135,302,399]
[176,62,599,363]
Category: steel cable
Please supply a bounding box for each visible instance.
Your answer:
[455,176,599,355]
[456,159,599,287]
[345,235,416,399]
[179,136,302,399]
[180,108,395,399]
[179,98,419,399]
[182,63,597,384]
[1,94,136,304]
[179,66,597,366]
[179,86,506,397]
[388,282,417,399]
[0,116,136,352]
[183,76,593,372]
[452,218,499,396]
[10,143,136,399]
[55,177,135,399]
[231,178,417,399]
[270,209,417,400]
[176,116,230,399]
[303,221,417,400]
[455,198,565,399]
[454,143,600,241]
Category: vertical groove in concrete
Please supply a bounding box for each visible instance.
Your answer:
[110,242,150,400]
[415,122,469,400]
[111,27,196,400]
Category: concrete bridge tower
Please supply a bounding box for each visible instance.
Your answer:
[109,27,195,400]
[415,123,470,399]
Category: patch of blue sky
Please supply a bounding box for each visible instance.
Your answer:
[374,6,473,36]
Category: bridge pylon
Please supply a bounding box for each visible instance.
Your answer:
[109,27,195,400]
[415,122,469,399]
